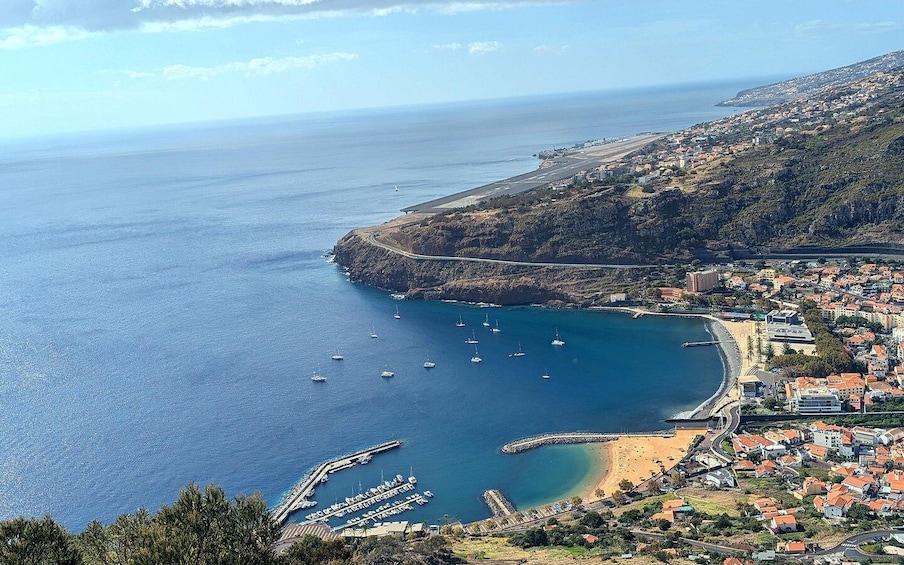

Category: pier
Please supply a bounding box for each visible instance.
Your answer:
[483,490,516,517]
[337,492,430,530]
[302,476,416,524]
[271,440,402,525]
[500,430,674,454]
[682,340,723,348]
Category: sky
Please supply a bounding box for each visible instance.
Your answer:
[0,0,901,139]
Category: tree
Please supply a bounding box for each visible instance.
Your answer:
[570,496,583,506]
[594,488,605,499]
[611,490,627,505]
[0,516,81,565]
[618,479,634,491]
[579,511,606,529]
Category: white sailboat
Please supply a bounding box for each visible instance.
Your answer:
[455,315,465,327]
[394,306,401,320]
[331,348,344,361]
[491,320,501,334]
[482,314,490,327]
[470,346,482,363]
[541,368,551,379]
[551,327,565,346]
[370,324,378,338]
[381,366,395,378]
[511,342,526,357]
[465,330,478,344]
[423,352,436,369]
[311,367,326,382]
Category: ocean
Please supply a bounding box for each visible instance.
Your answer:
[0,80,751,531]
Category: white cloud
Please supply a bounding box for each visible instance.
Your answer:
[432,42,462,51]
[468,41,502,56]
[533,44,567,55]
[794,19,900,37]
[161,52,357,80]
[0,24,96,49]
[0,0,577,45]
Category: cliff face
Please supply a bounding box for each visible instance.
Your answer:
[333,231,649,306]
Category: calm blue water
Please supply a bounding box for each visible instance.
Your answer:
[0,81,751,531]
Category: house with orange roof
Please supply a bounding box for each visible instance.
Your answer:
[841,475,876,497]
[770,515,797,533]
[756,460,779,478]
[794,476,827,500]
[802,443,829,461]
[777,541,806,554]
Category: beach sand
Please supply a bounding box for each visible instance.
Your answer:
[583,428,703,501]
[579,313,762,503]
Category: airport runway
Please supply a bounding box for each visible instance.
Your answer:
[400,133,662,213]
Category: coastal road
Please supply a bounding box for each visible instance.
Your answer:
[709,405,739,463]
[366,233,666,269]
[400,134,662,213]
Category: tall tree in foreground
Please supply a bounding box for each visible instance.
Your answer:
[0,515,82,565]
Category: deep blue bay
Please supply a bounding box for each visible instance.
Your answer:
[0,80,751,530]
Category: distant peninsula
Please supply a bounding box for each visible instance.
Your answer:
[334,55,904,307]
[718,49,904,107]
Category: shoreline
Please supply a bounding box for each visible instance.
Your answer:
[573,307,753,504]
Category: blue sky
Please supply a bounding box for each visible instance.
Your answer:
[0,0,901,138]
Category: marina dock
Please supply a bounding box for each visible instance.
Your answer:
[500,430,674,454]
[682,340,723,347]
[483,489,516,517]
[271,440,402,525]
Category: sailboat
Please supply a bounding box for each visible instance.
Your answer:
[311,367,326,382]
[471,346,482,363]
[455,315,465,328]
[331,348,344,361]
[465,330,479,344]
[551,327,565,346]
[482,314,490,327]
[394,306,401,320]
[491,320,501,334]
[511,342,526,357]
[381,366,395,378]
[370,324,378,338]
[541,368,551,379]
[423,352,436,369]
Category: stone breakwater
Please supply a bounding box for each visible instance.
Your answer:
[501,431,674,454]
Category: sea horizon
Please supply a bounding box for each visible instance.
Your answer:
[1,80,750,531]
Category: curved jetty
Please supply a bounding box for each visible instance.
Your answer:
[501,430,673,454]
[272,440,402,525]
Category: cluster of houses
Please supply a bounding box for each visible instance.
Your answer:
[585,70,902,187]
[730,421,904,520]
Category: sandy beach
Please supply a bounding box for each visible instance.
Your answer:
[579,311,760,503]
[583,428,703,501]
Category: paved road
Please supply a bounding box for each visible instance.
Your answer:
[709,405,739,463]
[400,134,662,213]
[812,529,902,558]
[366,234,666,269]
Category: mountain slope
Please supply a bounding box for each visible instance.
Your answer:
[719,49,904,107]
